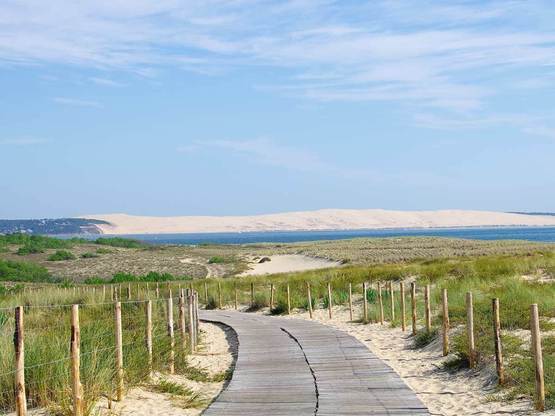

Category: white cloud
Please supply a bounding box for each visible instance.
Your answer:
[0,137,48,145]
[53,97,103,108]
[191,138,329,173]
[0,1,554,112]
[89,77,125,87]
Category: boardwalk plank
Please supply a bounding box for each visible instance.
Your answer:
[201,311,429,416]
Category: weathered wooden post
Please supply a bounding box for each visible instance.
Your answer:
[114,302,124,400]
[188,292,195,352]
[327,282,333,319]
[362,282,368,323]
[530,304,545,411]
[71,305,83,416]
[400,282,406,331]
[270,283,275,310]
[127,284,131,300]
[250,282,255,308]
[218,282,223,309]
[410,282,417,335]
[377,282,384,325]
[234,285,238,310]
[424,284,431,333]
[286,284,291,314]
[179,290,187,354]
[348,283,353,321]
[466,292,475,368]
[389,282,395,322]
[204,282,208,305]
[167,293,175,374]
[307,283,313,319]
[146,300,153,377]
[492,298,504,385]
[156,283,160,299]
[14,306,27,416]
[441,289,449,356]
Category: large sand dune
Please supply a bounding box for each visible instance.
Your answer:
[82,209,555,235]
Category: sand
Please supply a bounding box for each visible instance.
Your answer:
[82,209,555,235]
[239,254,341,276]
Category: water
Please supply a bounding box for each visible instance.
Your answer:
[91,227,555,245]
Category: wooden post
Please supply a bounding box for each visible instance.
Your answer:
[411,282,417,335]
[250,282,254,308]
[127,284,131,300]
[270,284,275,310]
[377,282,384,325]
[466,292,475,368]
[389,282,395,322]
[167,294,175,374]
[286,285,291,314]
[204,282,208,305]
[14,306,27,416]
[146,300,153,376]
[234,285,238,310]
[441,289,449,356]
[102,285,106,301]
[362,282,368,323]
[71,305,83,416]
[156,283,160,299]
[492,298,504,385]
[348,283,353,321]
[530,304,545,411]
[179,291,187,354]
[327,282,333,319]
[400,282,406,331]
[425,284,431,333]
[188,293,195,352]
[307,283,313,319]
[114,302,124,401]
[218,282,222,309]
[194,292,200,345]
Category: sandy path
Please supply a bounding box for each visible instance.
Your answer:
[239,254,340,276]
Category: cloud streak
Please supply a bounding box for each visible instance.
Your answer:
[53,97,103,108]
[1,1,554,113]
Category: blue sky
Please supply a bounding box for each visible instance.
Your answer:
[1,0,554,219]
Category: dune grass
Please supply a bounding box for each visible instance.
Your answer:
[0,289,191,415]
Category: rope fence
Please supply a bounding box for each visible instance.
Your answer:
[0,289,200,416]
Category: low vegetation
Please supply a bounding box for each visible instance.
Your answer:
[47,250,76,261]
[94,237,146,249]
[0,259,52,282]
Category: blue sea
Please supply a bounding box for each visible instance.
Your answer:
[91,227,555,245]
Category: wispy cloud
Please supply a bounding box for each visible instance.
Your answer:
[180,138,386,181]
[1,1,554,113]
[53,97,103,108]
[89,77,124,87]
[0,137,48,145]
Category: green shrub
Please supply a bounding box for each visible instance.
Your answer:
[109,271,191,283]
[208,256,226,264]
[0,259,51,282]
[81,252,99,259]
[47,250,76,261]
[95,237,145,249]
[413,328,438,348]
[83,277,106,284]
[17,242,45,255]
[95,248,113,254]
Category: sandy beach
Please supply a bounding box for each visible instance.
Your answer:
[239,254,341,276]
[83,209,555,235]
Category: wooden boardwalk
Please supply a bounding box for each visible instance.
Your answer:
[201,311,429,416]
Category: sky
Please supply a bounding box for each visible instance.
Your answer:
[1,0,555,219]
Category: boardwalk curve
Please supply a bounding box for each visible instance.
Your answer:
[201,311,428,415]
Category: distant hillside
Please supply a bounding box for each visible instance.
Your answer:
[0,218,108,235]
[83,209,555,235]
